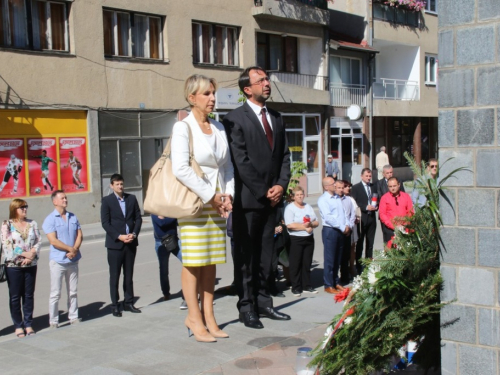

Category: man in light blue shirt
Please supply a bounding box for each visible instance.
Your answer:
[43,190,82,328]
[318,177,350,294]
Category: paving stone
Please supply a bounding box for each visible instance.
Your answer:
[458,189,496,227]
[459,344,497,375]
[438,149,474,187]
[439,0,475,27]
[438,69,474,108]
[440,304,476,343]
[478,229,500,267]
[440,341,457,375]
[478,308,500,347]
[477,66,500,106]
[441,266,457,302]
[438,31,454,68]
[458,267,495,306]
[441,227,476,266]
[440,188,456,226]
[457,26,496,66]
[457,109,495,146]
[438,110,455,148]
[478,0,500,20]
[477,150,500,187]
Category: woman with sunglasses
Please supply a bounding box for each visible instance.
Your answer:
[1,199,42,337]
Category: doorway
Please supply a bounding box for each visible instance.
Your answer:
[330,118,364,183]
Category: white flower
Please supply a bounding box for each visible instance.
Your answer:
[367,262,381,285]
[321,325,334,350]
[352,276,363,291]
[344,317,353,325]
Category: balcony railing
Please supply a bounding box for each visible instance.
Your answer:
[373,78,419,101]
[330,83,366,107]
[270,72,328,90]
[254,0,328,10]
[373,3,420,27]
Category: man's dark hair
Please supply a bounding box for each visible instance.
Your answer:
[361,168,371,175]
[110,173,124,184]
[42,149,47,153]
[341,180,352,188]
[51,189,65,201]
[238,66,267,98]
[388,177,400,184]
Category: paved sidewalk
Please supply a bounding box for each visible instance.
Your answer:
[0,289,341,375]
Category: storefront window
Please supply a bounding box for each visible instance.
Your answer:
[100,140,119,175]
[120,140,141,188]
[286,131,303,163]
[305,116,320,136]
[284,116,302,129]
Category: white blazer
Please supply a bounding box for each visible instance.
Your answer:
[171,112,235,204]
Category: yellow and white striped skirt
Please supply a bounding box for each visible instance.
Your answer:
[178,200,227,267]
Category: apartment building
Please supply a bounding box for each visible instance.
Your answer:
[0,0,331,222]
[371,0,439,180]
[326,0,438,182]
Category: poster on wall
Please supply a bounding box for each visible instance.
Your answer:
[27,138,58,196]
[59,137,88,192]
[0,139,27,198]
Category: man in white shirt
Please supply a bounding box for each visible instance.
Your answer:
[375,146,389,180]
[318,177,350,294]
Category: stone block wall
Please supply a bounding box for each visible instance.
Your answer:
[439,1,500,373]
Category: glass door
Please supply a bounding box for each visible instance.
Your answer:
[304,115,321,194]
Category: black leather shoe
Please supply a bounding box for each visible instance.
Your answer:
[272,291,286,298]
[123,304,141,313]
[239,311,264,329]
[112,308,122,317]
[258,307,291,321]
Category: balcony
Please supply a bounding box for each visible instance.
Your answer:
[373,78,419,101]
[252,0,329,26]
[270,72,328,90]
[330,83,366,107]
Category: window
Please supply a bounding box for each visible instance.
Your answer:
[103,9,163,59]
[330,56,361,85]
[192,22,239,66]
[373,3,419,27]
[425,54,437,85]
[256,32,297,72]
[425,0,437,13]
[0,0,68,51]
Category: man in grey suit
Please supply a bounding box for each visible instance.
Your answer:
[325,154,340,180]
[223,66,291,329]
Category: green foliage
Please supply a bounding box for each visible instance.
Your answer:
[287,161,307,196]
[311,153,464,374]
[238,90,246,103]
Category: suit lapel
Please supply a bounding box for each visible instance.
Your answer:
[269,112,277,151]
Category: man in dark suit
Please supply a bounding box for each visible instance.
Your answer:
[351,168,377,274]
[376,165,405,242]
[223,66,291,329]
[101,173,142,317]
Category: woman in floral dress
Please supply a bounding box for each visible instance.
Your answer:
[1,199,42,337]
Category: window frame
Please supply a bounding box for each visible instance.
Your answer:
[192,21,240,68]
[424,0,437,14]
[425,54,437,86]
[103,7,165,61]
[0,0,70,52]
[256,32,298,73]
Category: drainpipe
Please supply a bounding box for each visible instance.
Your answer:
[367,0,374,170]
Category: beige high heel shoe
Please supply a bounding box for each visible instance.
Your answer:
[185,318,216,343]
[207,328,229,339]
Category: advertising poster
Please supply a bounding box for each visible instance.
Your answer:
[27,138,58,196]
[0,139,27,198]
[59,137,88,192]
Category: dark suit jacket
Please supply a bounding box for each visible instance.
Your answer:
[223,102,291,210]
[351,181,376,224]
[376,178,405,204]
[101,193,142,249]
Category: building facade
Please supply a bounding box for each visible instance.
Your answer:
[0,0,332,222]
[439,0,500,373]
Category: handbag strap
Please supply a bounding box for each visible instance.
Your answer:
[161,120,200,175]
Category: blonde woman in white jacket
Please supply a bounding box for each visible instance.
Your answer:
[171,75,234,343]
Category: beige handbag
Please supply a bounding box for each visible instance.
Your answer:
[144,122,204,218]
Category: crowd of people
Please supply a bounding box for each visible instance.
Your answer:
[0,66,439,343]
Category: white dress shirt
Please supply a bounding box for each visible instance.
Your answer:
[246,99,273,135]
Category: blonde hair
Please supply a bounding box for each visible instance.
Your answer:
[184,74,218,107]
[291,185,305,196]
[9,198,27,220]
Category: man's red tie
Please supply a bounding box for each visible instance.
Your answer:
[261,108,273,148]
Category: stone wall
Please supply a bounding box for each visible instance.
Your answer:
[439,1,500,374]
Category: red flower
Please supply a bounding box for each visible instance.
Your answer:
[334,287,351,303]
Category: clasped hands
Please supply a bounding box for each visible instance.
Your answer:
[66,247,80,259]
[267,185,283,207]
[21,248,37,265]
[118,234,136,244]
[210,193,233,218]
